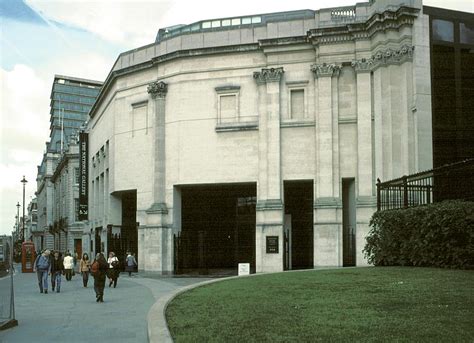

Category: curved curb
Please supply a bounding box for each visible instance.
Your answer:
[147,275,247,343]
[147,267,352,342]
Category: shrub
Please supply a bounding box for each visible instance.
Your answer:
[364,200,474,269]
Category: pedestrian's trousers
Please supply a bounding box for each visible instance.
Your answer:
[36,270,48,291]
[51,271,62,290]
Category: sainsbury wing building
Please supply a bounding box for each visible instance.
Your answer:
[83,0,474,274]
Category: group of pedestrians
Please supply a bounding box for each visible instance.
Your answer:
[33,249,137,302]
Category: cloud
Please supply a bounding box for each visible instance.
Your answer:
[26,0,174,48]
[0,65,50,235]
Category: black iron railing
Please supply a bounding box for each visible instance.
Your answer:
[377,158,474,211]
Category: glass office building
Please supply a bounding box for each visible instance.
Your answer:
[49,75,102,153]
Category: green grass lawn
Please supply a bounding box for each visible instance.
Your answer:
[166,267,474,342]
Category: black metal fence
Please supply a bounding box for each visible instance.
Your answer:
[0,236,17,331]
[377,158,474,211]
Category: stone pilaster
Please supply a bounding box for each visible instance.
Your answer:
[142,80,173,274]
[147,80,168,211]
[352,59,373,197]
[311,63,340,199]
[253,67,284,273]
[352,59,376,266]
[311,63,342,267]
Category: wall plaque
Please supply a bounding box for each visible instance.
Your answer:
[266,236,279,254]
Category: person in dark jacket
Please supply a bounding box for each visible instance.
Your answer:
[91,253,108,303]
[50,251,64,293]
[33,249,51,294]
[107,251,120,288]
[125,251,137,277]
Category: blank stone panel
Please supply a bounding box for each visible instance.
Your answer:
[338,66,356,118]
[133,105,148,132]
[290,89,305,119]
[219,95,237,123]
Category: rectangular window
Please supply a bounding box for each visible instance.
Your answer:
[222,19,231,27]
[211,20,221,28]
[231,18,241,26]
[290,89,305,119]
[202,21,211,29]
[432,19,454,42]
[460,22,474,45]
[75,199,79,221]
[75,167,80,184]
[242,17,251,25]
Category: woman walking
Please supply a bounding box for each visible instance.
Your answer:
[63,252,74,281]
[125,252,137,277]
[107,252,120,288]
[79,253,91,287]
[91,253,108,303]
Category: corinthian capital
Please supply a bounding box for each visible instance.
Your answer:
[310,63,341,78]
[253,67,284,84]
[147,81,168,99]
[351,58,373,73]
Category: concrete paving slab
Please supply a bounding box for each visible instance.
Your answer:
[0,267,211,343]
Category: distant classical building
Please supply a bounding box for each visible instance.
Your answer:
[24,198,38,246]
[36,75,102,252]
[85,0,473,274]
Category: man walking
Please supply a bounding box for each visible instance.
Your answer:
[33,249,51,294]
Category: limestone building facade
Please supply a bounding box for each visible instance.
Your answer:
[36,75,102,252]
[86,0,435,273]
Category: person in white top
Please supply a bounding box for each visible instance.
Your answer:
[107,252,120,288]
[63,252,74,281]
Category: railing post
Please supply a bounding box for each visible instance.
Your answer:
[403,175,408,208]
[376,178,381,211]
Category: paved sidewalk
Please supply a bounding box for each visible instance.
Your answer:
[0,268,208,343]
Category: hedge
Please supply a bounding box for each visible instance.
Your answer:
[364,200,474,269]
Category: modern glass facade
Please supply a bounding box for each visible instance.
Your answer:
[425,7,474,167]
[48,76,102,153]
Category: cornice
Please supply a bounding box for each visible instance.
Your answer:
[314,197,342,209]
[308,6,419,45]
[258,36,309,48]
[256,199,283,211]
[146,202,169,214]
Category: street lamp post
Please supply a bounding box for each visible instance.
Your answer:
[21,176,27,243]
[16,202,20,240]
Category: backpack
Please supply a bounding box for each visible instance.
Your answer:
[36,255,50,270]
[91,261,99,275]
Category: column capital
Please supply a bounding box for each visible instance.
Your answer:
[351,58,373,73]
[147,80,168,99]
[310,63,341,78]
[370,45,415,70]
[253,67,284,84]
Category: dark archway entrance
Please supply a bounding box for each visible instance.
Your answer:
[284,180,314,270]
[108,190,138,266]
[176,183,256,275]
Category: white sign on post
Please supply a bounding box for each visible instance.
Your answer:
[238,263,250,276]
